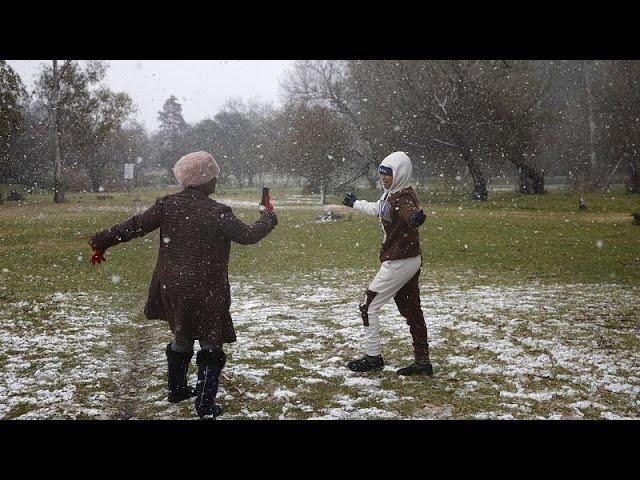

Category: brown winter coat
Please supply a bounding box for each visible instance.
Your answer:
[90,187,278,344]
[379,187,422,262]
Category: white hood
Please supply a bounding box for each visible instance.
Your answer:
[380,151,413,195]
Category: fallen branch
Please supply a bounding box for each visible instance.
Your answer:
[221,373,245,396]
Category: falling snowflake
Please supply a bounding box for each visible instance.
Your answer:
[163,237,171,244]
[111,275,121,284]
[596,240,604,249]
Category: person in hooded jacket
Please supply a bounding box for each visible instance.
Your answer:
[342,151,432,376]
[89,151,277,418]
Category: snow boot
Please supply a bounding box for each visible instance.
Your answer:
[194,348,226,419]
[347,354,385,372]
[166,343,196,403]
[396,361,433,376]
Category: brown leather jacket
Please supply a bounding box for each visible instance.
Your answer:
[379,187,422,262]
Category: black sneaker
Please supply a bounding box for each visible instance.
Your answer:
[347,355,385,372]
[396,362,433,376]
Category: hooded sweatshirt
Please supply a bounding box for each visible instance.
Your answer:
[353,151,422,262]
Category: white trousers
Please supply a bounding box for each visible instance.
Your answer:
[361,255,422,356]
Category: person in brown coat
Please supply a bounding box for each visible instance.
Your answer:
[89,151,277,418]
[342,151,432,376]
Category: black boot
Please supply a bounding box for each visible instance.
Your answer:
[347,354,385,372]
[166,343,196,403]
[194,348,226,419]
[396,361,433,376]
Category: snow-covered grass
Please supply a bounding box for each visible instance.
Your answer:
[1,189,639,419]
[0,291,136,419]
[1,270,637,419]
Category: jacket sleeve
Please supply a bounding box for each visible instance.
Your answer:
[90,198,162,251]
[353,199,380,217]
[220,208,278,245]
[396,195,420,225]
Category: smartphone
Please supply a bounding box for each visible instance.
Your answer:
[260,187,270,205]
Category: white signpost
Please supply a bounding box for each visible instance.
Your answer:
[124,163,135,180]
[124,163,135,192]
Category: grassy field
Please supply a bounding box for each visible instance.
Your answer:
[0,186,639,419]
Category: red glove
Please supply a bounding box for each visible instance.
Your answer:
[90,246,106,265]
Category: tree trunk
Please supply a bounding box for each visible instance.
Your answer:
[463,150,488,201]
[320,183,326,205]
[628,158,640,194]
[308,178,321,194]
[512,158,545,195]
[90,170,103,193]
[584,60,599,190]
[52,60,65,203]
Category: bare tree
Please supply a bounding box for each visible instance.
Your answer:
[281,60,379,189]
[35,61,134,193]
[345,60,555,199]
[595,60,640,193]
[282,103,351,203]
[51,60,71,202]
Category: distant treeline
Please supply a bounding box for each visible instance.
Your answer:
[1,60,639,200]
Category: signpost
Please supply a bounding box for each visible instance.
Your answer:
[124,163,135,192]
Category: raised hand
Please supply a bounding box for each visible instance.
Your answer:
[343,192,357,208]
[263,193,274,213]
[259,193,274,213]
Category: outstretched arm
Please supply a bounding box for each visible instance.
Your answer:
[220,208,278,245]
[343,192,380,217]
[353,199,380,217]
[90,199,162,252]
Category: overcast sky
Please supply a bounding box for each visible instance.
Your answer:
[7,60,295,132]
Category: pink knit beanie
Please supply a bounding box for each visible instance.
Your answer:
[173,151,220,187]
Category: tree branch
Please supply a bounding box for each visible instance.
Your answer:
[57,60,73,84]
[402,136,461,150]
